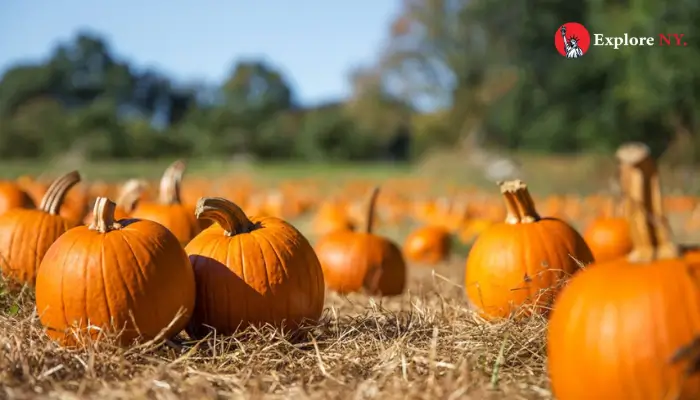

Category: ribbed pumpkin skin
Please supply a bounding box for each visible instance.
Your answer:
[583,217,633,262]
[35,218,196,346]
[465,218,593,319]
[547,259,700,400]
[0,210,75,285]
[185,216,325,338]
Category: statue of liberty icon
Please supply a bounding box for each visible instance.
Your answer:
[555,22,590,58]
[560,25,584,58]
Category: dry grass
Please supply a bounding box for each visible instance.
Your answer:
[0,263,551,400]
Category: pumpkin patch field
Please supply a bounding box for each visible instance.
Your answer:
[2,148,700,399]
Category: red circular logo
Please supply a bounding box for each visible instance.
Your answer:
[555,22,591,58]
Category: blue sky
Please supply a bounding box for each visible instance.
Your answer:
[0,0,401,106]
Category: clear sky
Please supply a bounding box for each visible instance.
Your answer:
[0,0,401,106]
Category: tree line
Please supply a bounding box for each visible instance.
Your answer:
[1,0,698,162]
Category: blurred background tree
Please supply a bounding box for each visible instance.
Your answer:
[0,0,698,163]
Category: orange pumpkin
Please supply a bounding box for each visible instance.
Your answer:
[547,142,700,400]
[311,200,356,236]
[82,179,148,225]
[315,187,406,296]
[0,181,35,216]
[0,171,82,286]
[184,197,325,338]
[130,160,200,245]
[35,197,196,347]
[403,225,452,265]
[583,217,633,262]
[464,180,594,319]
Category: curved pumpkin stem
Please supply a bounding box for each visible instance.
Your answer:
[616,142,678,261]
[498,180,540,224]
[195,197,253,236]
[89,197,121,233]
[364,186,380,234]
[38,171,81,215]
[158,160,185,205]
[117,179,147,213]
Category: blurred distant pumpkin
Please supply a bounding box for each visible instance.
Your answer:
[311,199,356,236]
[36,197,195,347]
[315,187,406,296]
[130,160,200,245]
[583,217,632,262]
[185,197,325,338]
[0,181,35,216]
[403,225,451,265]
[82,178,148,225]
[465,180,593,320]
[0,171,81,286]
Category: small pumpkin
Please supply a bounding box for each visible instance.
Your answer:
[82,179,148,225]
[315,187,406,296]
[130,160,200,245]
[583,197,633,263]
[547,142,700,400]
[464,180,594,319]
[582,217,633,262]
[185,197,325,338]
[403,225,452,265]
[0,171,82,286]
[0,181,35,216]
[35,197,196,347]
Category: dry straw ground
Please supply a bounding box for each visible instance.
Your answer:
[0,262,550,400]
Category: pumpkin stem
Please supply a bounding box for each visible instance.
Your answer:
[499,181,520,224]
[38,171,81,215]
[158,160,185,205]
[616,142,679,262]
[89,197,121,233]
[116,179,147,213]
[364,186,380,234]
[195,197,253,236]
[499,180,540,224]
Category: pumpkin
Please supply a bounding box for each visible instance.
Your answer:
[184,197,325,338]
[582,216,632,262]
[403,225,452,265]
[0,171,82,286]
[35,197,196,347]
[0,181,35,216]
[464,180,594,319]
[82,179,148,225]
[547,142,700,400]
[130,160,200,245]
[315,187,406,296]
[311,199,356,236]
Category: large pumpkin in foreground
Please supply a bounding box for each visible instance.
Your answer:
[465,180,593,319]
[185,197,325,338]
[548,142,700,400]
[35,197,195,347]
